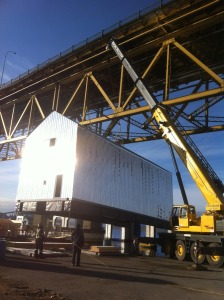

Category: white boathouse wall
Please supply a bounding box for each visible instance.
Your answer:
[73,127,172,219]
[16,111,173,220]
[16,112,77,200]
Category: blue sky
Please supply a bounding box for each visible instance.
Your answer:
[0,0,223,214]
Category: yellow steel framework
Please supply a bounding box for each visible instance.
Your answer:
[0,0,223,160]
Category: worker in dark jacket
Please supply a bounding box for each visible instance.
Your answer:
[71,223,84,266]
[35,223,45,258]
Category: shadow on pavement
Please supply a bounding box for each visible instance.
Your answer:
[1,254,175,286]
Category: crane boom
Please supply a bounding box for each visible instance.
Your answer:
[109,39,224,210]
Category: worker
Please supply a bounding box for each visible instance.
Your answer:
[5,229,12,240]
[71,223,84,266]
[35,223,45,258]
[193,240,202,265]
[133,236,140,255]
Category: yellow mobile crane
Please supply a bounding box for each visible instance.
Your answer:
[108,39,224,267]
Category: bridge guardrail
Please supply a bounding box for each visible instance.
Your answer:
[0,1,171,89]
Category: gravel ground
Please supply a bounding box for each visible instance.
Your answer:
[0,275,71,299]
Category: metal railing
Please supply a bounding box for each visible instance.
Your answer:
[0,0,172,89]
[168,109,224,190]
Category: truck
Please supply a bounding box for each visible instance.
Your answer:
[108,39,224,267]
[0,218,22,238]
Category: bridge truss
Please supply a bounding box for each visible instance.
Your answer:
[0,0,223,160]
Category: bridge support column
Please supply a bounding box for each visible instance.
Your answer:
[121,227,126,253]
[146,225,154,237]
[133,222,141,237]
[121,222,141,254]
[76,219,83,228]
[103,224,112,246]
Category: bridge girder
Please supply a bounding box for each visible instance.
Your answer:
[0,0,224,160]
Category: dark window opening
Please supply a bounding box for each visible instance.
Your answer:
[49,138,56,147]
[54,217,62,227]
[54,175,63,197]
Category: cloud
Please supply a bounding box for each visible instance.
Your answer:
[8,55,35,75]
[2,55,36,83]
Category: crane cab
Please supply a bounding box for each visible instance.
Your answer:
[171,205,197,228]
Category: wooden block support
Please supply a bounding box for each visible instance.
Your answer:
[90,246,120,253]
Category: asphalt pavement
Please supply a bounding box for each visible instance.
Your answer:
[0,251,224,300]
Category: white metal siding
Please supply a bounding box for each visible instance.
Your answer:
[16,112,173,220]
[73,127,172,220]
[16,111,77,200]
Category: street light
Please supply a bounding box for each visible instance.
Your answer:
[1,50,16,85]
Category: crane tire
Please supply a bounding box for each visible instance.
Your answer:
[206,243,224,268]
[190,241,205,264]
[175,240,186,261]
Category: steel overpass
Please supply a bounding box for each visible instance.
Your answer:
[0,0,224,160]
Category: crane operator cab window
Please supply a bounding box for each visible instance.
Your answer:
[171,206,180,226]
[179,206,190,227]
[180,207,188,218]
[188,205,197,223]
[179,205,197,227]
[171,205,192,228]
